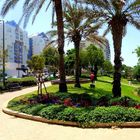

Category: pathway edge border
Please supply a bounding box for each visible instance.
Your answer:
[2,101,140,128]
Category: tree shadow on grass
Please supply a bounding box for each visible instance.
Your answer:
[97,79,112,84]
[80,86,112,98]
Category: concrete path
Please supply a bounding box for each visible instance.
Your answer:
[0,82,140,140]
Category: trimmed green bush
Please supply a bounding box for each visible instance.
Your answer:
[21,104,47,115]
[7,76,37,87]
[38,105,65,119]
[88,106,140,123]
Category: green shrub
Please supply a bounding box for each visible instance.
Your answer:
[135,87,140,96]
[8,100,21,108]
[20,77,37,86]
[109,96,139,107]
[7,77,37,87]
[0,84,4,92]
[80,74,89,79]
[57,107,91,123]
[21,104,46,115]
[88,106,140,123]
[38,105,65,119]
[9,104,28,111]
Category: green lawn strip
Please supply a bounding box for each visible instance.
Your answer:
[98,76,140,87]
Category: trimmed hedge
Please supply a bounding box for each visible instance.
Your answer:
[7,77,37,87]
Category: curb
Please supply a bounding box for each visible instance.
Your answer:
[2,101,140,128]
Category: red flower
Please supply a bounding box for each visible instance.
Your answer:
[135,105,140,109]
[64,98,73,106]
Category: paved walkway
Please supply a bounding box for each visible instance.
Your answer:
[0,82,140,140]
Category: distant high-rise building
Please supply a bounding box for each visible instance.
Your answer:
[28,32,49,60]
[80,38,111,61]
[0,20,29,77]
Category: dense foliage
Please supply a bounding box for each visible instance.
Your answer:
[8,100,140,126]
[6,77,37,87]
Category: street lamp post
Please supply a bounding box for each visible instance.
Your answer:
[0,20,5,88]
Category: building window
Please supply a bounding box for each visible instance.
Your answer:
[20,32,23,41]
[16,32,19,40]
[14,41,23,63]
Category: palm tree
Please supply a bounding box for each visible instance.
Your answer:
[82,0,140,97]
[1,0,67,92]
[63,2,105,87]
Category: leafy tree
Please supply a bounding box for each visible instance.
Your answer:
[80,49,89,69]
[133,65,140,81]
[43,45,59,77]
[134,46,140,64]
[27,55,46,95]
[121,64,133,79]
[102,60,113,75]
[27,55,45,73]
[1,0,67,92]
[87,44,104,80]
[81,0,140,97]
[132,46,140,80]
[65,49,75,75]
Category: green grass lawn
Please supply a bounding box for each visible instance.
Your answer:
[46,79,140,102]
[98,76,140,87]
[11,76,140,102]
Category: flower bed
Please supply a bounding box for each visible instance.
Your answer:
[7,92,140,127]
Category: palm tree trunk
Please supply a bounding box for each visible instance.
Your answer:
[54,0,67,92]
[73,34,81,88]
[111,18,124,97]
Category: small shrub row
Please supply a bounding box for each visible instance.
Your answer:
[7,77,37,87]
[8,102,140,124]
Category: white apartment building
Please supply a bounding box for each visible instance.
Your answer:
[0,20,29,77]
[28,32,49,60]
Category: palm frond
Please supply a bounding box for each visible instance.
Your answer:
[23,0,31,10]
[1,0,20,16]
[46,30,58,38]
[24,0,39,28]
[129,16,140,30]
[124,0,140,13]
[45,40,58,48]
[87,33,107,46]
[52,1,55,27]
[45,0,52,11]
[122,26,127,37]
[84,0,114,15]
[103,25,111,37]
[32,0,46,24]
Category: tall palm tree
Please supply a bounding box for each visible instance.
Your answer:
[63,2,105,87]
[81,0,140,97]
[1,0,67,92]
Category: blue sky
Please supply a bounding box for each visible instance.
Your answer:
[0,0,140,67]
